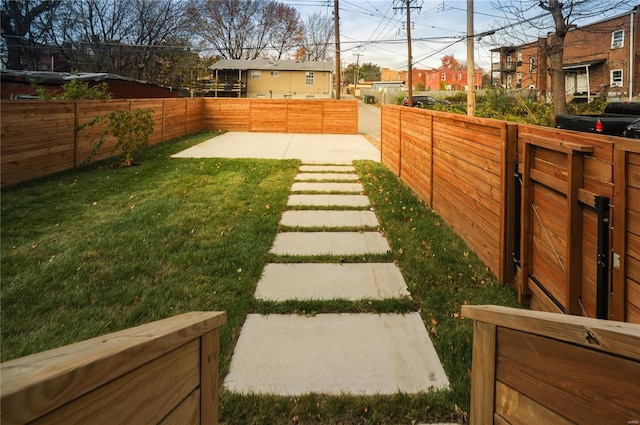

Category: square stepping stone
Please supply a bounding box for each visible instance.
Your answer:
[299,165,356,172]
[223,313,450,395]
[269,232,390,256]
[287,194,369,207]
[295,173,359,181]
[291,182,364,193]
[280,210,379,228]
[255,263,410,301]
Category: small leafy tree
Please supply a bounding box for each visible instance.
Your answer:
[34,78,112,100]
[82,109,155,167]
[33,76,153,167]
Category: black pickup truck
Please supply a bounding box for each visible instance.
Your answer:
[555,102,640,137]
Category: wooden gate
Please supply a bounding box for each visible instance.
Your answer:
[612,139,640,323]
[518,126,614,317]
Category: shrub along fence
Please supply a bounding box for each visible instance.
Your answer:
[1,98,204,186]
[0,98,358,187]
[382,104,638,324]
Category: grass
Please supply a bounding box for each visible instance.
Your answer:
[1,132,520,424]
[1,131,299,376]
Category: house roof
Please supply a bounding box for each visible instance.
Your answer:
[563,59,606,70]
[0,70,158,86]
[209,59,333,72]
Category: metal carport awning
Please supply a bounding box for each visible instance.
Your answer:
[563,59,606,102]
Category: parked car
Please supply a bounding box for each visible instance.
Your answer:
[625,117,640,139]
[402,95,450,108]
[555,102,640,137]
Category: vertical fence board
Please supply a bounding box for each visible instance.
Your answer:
[200,329,220,425]
[469,321,496,425]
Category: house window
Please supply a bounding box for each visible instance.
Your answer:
[305,71,314,85]
[611,30,624,49]
[611,69,623,87]
[529,57,536,72]
[270,71,279,77]
[516,73,522,88]
[251,70,261,79]
[506,74,512,88]
[441,73,446,80]
[507,55,512,66]
[517,50,522,63]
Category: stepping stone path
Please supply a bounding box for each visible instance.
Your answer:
[224,164,450,396]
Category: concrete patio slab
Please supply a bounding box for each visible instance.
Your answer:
[287,194,369,207]
[269,232,390,256]
[294,173,359,181]
[254,263,410,301]
[171,132,380,164]
[299,165,355,172]
[290,182,364,193]
[223,313,450,395]
[280,210,379,228]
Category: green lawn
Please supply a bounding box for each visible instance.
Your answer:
[1,131,520,424]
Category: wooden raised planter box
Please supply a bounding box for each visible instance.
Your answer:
[462,305,640,424]
[1,311,226,425]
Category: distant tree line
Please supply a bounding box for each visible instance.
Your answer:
[1,0,335,87]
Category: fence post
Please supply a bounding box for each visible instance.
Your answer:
[398,108,403,178]
[161,100,166,142]
[501,123,518,283]
[184,99,188,137]
[200,328,221,425]
[427,113,434,207]
[74,101,79,168]
[468,320,496,425]
[566,151,585,316]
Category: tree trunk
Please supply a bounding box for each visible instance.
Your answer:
[548,32,568,115]
[541,0,569,116]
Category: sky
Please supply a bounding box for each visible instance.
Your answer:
[280,0,634,72]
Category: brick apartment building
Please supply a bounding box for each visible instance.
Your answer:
[381,67,483,91]
[491,6,639,102]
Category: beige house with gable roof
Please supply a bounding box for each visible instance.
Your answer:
[207,59,334,99]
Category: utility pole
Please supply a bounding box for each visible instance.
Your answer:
[394,0,421,107]
[334,0,341,99]
[354,53,361,97]
[466,0,475,116]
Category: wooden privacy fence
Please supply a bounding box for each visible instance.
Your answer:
[203,98,358,134]
[381,105,517,285]
[1,98,205,187]
[462,305,640,424]
[381,104,639,323]
[0,98,358,187]
[1,311,226,425]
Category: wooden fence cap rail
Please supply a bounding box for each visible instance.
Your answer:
[1,311,226,410]
[522,133,595,154]
[461,305,640,361]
